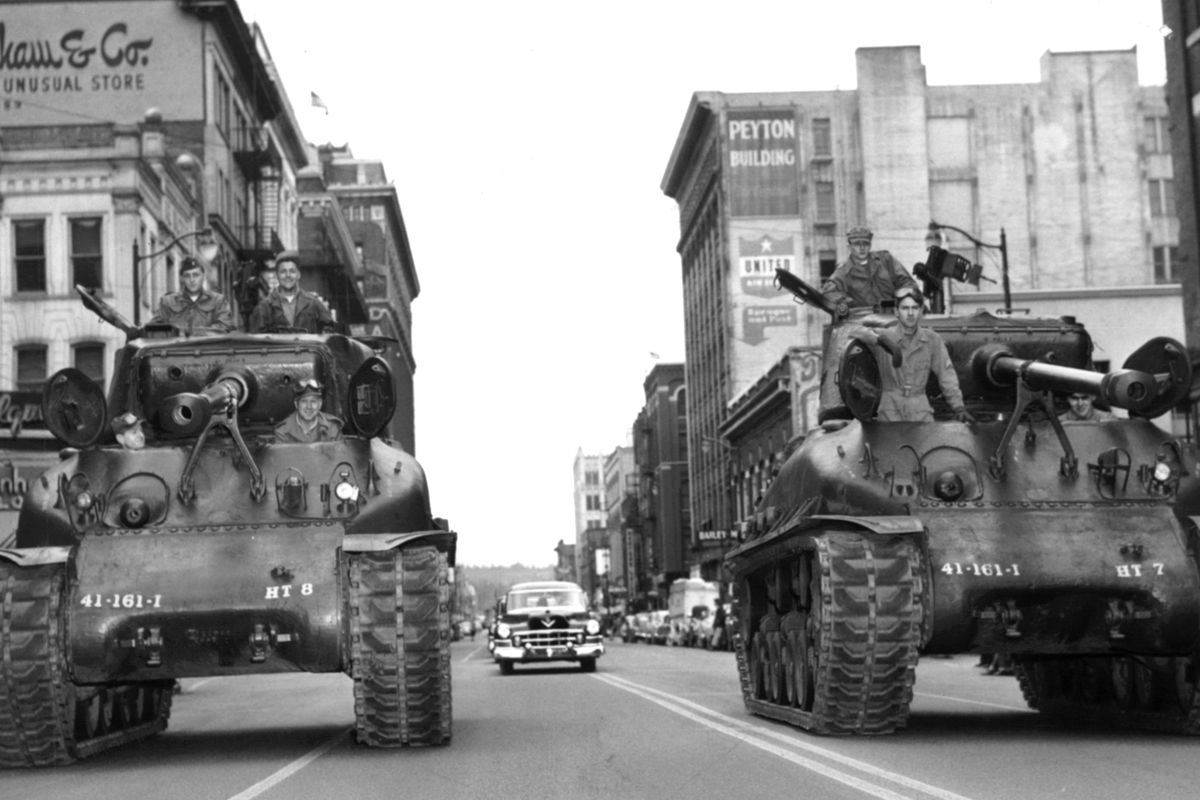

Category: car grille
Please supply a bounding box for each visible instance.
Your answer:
[517,629,579,647]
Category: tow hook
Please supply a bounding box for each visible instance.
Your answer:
[138,626,164,667]
[1105,599,1152,640]
[976,600,1023,638]
[249,624,270,663]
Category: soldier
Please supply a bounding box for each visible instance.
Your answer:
[821,226,918,318]
[111,412,146,451]
[1059,391,1116,422]
[274,380,343,443]
[147,256,234,334]
[817,226,918,421]
[874,286,974,423]
[249,254,334,334]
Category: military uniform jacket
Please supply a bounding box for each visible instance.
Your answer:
[148,289,234,333]
[274,411,344,443]
[821,251,917,311]
[1060,407,1116,422]
[875,326,965,422]
[249,289,334,333]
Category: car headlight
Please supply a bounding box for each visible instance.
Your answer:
[495,623,511,639]
[585,619,600,635]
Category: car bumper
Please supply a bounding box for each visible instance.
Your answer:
[494,642,605,662]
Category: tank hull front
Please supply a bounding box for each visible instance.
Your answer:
[919,505,1200,655]
[68,523,345,683]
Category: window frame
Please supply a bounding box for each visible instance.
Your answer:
[69,216,104,290]
[13,218,48,293]
[72,340,107,387]
[14,343,48,393]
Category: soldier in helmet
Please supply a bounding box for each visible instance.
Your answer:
[817,226,918,421]
[111,412,146,451]
[274,380,343,443]
[147,256,235,335]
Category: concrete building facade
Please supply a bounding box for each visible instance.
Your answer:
[661,45,1183,562]
[572,449,607,595]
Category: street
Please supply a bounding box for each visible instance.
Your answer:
[2,639,1196,799]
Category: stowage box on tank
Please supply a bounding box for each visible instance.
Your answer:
[0,289,456,766]
[725,264,1200,735]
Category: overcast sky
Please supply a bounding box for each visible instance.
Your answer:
[236,0,1170,566]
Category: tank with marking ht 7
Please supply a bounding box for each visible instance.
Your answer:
[0,288,456,766]
[725,259,1200,735]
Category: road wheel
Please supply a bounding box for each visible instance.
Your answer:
[579,658,597,673]
[499,661,515,675]
[749,633,768,699]
[1173,656,1197,713]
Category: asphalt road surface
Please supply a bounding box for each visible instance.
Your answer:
[4,640,1196,799]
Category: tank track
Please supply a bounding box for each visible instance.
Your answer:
[1013,655,1200,734]
[346,544,452,747]
[0,561,173,767]
[733,534,923,735]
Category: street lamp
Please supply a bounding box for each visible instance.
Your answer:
[132,227,219,325]
[927,220,1011,313]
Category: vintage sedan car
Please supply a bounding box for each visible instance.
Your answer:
[492,581,604,673]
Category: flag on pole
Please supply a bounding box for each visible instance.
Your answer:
[311,92,329,114]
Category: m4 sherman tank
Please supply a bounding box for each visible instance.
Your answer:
[725,262,1200,735]
[0,289,455,766]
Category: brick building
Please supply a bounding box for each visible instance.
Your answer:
[631,363,689,606]
[661,45,1183,561]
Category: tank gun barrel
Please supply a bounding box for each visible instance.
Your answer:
[160,372,250,437]
[973,343,1177,414]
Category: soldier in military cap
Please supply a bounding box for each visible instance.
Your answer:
[821,226,918,318]
[274,380,344,443]
[112,412,146,451]
[147,256,235,334]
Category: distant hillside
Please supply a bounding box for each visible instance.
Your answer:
[462,564,557,609]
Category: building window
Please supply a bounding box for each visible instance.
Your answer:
[1144,116,1169,153]
[70,217,103,290]
[819,250,838,280]
[585,470,600,487]
[586,494,602,511]
[73,341,106,387]
[812,118,831,158]
[215,70,231,141]
[1150,179,1176,217]
[15,344,47,393]
[14,219,47,292]
[815,182,835,220]
[1154,245,1180,283]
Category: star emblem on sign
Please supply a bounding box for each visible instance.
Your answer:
[760,237,773,253]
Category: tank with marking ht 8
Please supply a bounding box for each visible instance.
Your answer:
[0,288,456,766]
[725,255,1200,735]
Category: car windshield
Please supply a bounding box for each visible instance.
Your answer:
[507,589,585,610]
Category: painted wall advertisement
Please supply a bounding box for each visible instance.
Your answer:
[0,1,203,124]
[726,109,800,218]
[737,233,798,345]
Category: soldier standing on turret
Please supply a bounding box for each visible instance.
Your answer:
[148,256,234,335]
[816,226,918,421]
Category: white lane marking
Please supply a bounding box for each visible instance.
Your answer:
[914,691,1029,712]
[463,644,487,663]
[225,729,347,800]
[595,673,977,800]
[183,677,217,692]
